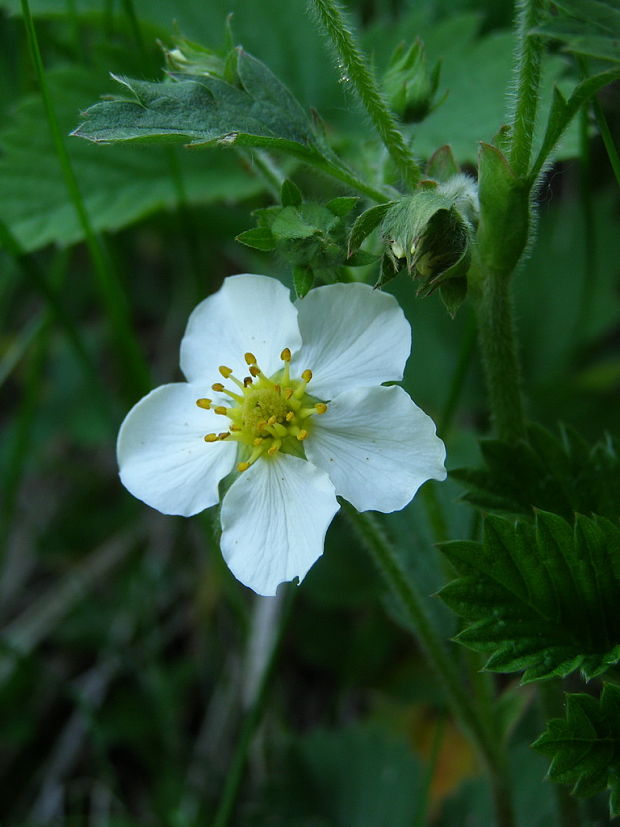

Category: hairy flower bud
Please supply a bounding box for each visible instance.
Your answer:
[381,176,478,307]
[382,38,441,123]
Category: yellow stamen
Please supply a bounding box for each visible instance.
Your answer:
[297,429,308,441]
[196,398,212,409]
[214,406,228,416]
[315,402,328,414]
[204,433,218,442]
[274,384,281,395]
[253,437,263,446]
[244,352,257,365]
[212,382,225,392]
[280,348,291,362]
[238,461,250,472]
[302,369,312,383]
[267,415,277,426]
[230,424,242,432]
[243,377,253,387]
[249,365,261,377]
[285,411,295,422]
[218,432,230,440]
[284,388,293,400]
[219,365,233,378]
[267,439,281,456]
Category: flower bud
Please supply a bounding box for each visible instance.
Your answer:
[382,38,441,123]
[381,175,478,301]
[163,37,228,79]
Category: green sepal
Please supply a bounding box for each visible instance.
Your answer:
[348,202,395,256]
[326,196,359,217]
[293,266,314,298]
[235,227,276,251]
[381,182,476,296]
[346,249,380,267]
[281,178,303,207]
[438,511,620,683]
[425,145,460,183]
[476,142,529,277]
[439,278,467,317]
[533,684,620,816]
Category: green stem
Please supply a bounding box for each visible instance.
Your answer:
[474,271,526,442]
[509,0,546,178]
[345,506,515,827]
[20,0,150,397]
[212,589,295,827]
[314,152,392,202]
[309,0,420,189]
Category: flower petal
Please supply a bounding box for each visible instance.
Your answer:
[117,383,236,517]
[305,385,446,513]
[220,453,339,596]
[180,274,302,384]
[292,282,411,399]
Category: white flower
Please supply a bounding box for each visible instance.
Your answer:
[117,274,446,596]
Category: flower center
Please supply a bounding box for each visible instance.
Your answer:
[195,348,327,472]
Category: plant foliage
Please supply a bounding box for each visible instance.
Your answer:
[533,683,620,816]
[452,424,620,521]
[439,511,620,683]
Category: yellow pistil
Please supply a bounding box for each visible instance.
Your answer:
[201,345,328,471]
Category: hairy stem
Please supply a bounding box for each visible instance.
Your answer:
[509,0,546,178]
[345,507,515,827]
[474,270,526,442]
[309,0,420,188]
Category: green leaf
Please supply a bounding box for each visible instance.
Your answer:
[293,265,315,299]
[326,196,359,217]
[438,511,620,682]
[0,68,264,252]
[280,178,303,207]
[348,202,395,255]
[529,68,620,183]
[533,0,620,63]
[73,49,325,163]
[235,227,276,251]
[533,684,620,816]
[452,423,620,521]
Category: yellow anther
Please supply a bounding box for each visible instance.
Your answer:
[214,406,228,416]
[297,429,308,441]
[274,384,281,395]
[267,440,281,456]
[196,398,212,409]
[257,420,267,432]
[249,365,261,377]
[280,348,291,362]
[230,424,242,432]
[244,352,257,365]
[219,365,233,378]
[204,433,218,442]
[243,376,253,387]
[267,415,277,426]
[253,437,263,446]
[315,402,328,415]
[218,432,230,440]
[212,383,225,392]
[302,369,312,383]
[284,388,293,400]
[238,461,250,472]
[286,411,295,422]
